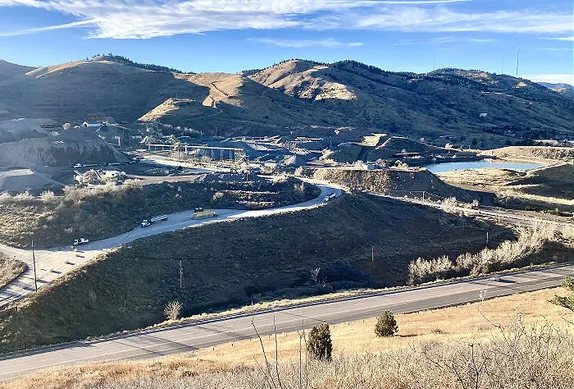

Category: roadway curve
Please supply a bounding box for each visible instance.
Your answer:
[0,265,571,382]
[0,181,342,308]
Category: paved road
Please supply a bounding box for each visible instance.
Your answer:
[0,265,571,382]
[0,181,342,307]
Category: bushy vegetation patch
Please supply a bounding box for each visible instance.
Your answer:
[409,222,573,284]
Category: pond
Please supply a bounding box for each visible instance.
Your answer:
[425,160,542,174]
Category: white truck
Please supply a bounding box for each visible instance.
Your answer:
[140,214,168,228]
[73,238,89,246]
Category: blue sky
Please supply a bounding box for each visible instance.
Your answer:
[0,0,572,84]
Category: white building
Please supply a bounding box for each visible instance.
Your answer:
[82,121,102,128]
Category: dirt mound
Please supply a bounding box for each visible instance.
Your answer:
[0,118,48,143]
[313,167,478,201]
[368,137,450,160]
[0,130,128,168]
[0,169,63,194]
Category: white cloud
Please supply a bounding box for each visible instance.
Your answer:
[0,0,571,39]
[551,36,574,41]
[395,36,496,45]
[0,19,94,37]
[252,38,364,48]
[524,74,574,86]
[469,38,495,43]
[353,8,572,34]
[537,47,572,51]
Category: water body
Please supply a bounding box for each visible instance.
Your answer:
[425,160,542,174]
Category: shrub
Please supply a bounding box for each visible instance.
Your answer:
[307,323,332,361]
[163,301,182,321]
[375,311,398,337]
[551,277,574,312]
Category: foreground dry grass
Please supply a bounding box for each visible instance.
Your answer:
[4,287,572,389]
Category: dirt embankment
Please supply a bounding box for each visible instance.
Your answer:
[0,194,511,353]
[484,146,574,163]
[312,167,480,202]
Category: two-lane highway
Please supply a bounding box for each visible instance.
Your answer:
[0,265,571,382]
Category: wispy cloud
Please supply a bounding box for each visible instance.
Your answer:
[0,0,571,39]
[0,19,94,37]
[252,38,364,48]
[395,36,496,45]
[549,36,574,41]
[537,47,572,51]
[524,74,574,86]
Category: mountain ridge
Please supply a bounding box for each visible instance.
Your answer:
[0,57,572,143]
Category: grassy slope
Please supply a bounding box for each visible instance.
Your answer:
[0,194,511,352]
[4,287,572,389]
[0,177,318,248]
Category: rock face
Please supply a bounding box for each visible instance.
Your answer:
[0,130,128,168]
[0,58,572,140]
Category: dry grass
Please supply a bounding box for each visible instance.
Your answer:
[193,287,573,364]
[4,287,572,389]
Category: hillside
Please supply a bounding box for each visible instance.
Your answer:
[0,60,35,82]
[249,60,574,141]
[540,82,574,98]
[439,162,574,212]
[0,58,572,141]
[0,194,511,352]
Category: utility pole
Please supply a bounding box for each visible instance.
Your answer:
[179,260,184,289]
[31,240,38,292]
[515,47,520,77]
[486,231,490,245]
[371,246,375,282]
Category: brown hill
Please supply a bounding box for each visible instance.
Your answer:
[249,60,574,141]
[0,60,35,81]
[0,58,572,141]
